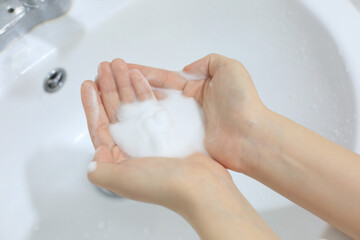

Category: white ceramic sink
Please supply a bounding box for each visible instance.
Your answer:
[1,0,360,239]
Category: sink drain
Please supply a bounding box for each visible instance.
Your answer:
[44,68,66,93]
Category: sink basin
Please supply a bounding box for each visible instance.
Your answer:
[1,0,359,239]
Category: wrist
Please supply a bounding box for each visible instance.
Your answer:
[237,106,290,177]
[181,183,278,240]
[227,104,277,174]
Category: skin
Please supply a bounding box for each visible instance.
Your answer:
[127,54,360,239]
[81,59,278,240]
[81,54,360,239]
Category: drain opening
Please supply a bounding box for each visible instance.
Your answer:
[44,68,66,93]
[7,7,15,13]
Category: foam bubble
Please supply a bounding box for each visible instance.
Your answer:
[87,161,97,173]
[109,89,206,158]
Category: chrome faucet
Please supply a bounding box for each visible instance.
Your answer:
[0,0,71,52]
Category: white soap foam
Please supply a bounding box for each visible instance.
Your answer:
[109,89,206,158]
[177,70,207,81]
[87,161,97,173]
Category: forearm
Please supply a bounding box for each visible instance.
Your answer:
[181,185,279,240]
[242,108,360,239]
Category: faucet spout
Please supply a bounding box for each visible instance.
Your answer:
[0,0,71,52]
[20,0,45,8]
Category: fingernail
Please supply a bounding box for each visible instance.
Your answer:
[87,161,97,173]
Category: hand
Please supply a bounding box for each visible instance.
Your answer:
[81,59,278,240]
[80,59,234,214]
[122,54,360,239]
[128,54,267,173]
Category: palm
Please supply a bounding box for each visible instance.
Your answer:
[127,55,260,171]
[81,58,233,204]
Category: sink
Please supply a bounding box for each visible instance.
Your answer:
[1,0,359,239]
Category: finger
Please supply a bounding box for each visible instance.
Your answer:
[127,63,187,90]
[153,90,167,100]
[87,146,114,187]
[129,69,155,101]
[111,145,128,163]
[183,80,205,103]
[88,156,163,202]
[95,78,100,90]
[183,53,232,77]
[87,146,131,195]
[88,146,127,167]
[98,62,120,123]
[93,146,114,164]
[110,58,136,103]
[81,80,116,150]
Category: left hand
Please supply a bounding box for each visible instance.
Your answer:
[80,59,236,215]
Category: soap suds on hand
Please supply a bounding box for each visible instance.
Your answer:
[109,89,206,158]
[177,70,207,81]
[87,161,97,173]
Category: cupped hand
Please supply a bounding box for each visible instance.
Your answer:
[127,54,266,173]
[80,59,236,215]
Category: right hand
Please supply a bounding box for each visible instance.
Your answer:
[128,54,267,173]
[130,55,360,239]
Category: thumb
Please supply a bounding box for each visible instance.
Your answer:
[183,53,229,77]
[87,146,116,189]
[87,148,184,208]
[87,146,137,198]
